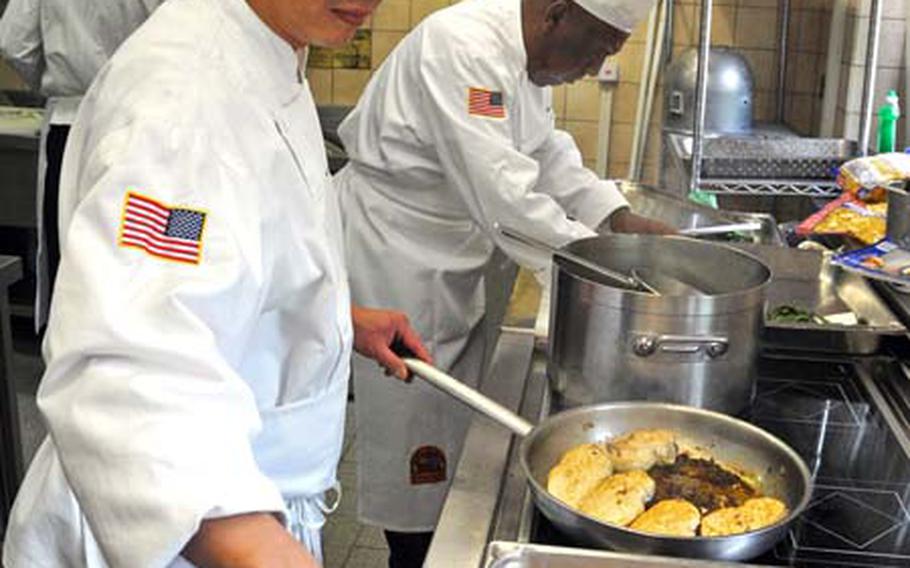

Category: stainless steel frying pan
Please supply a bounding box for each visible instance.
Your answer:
[399,356,813,561]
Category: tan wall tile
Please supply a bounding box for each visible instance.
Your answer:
[794,54,821,95]
[371,31,406,69]
[306,68,333,105]
[372,0,410,32]
[611,82,639,125]
[673,4,698,47]
[735,8,779,49]
[564,120,600,163]
[628,16,652,45]
[742,49,777,92]
[565,80,601,121]
[616,43,645,84]
[608,159,629,180]
[411,0,449,27]
[712,5,737,47]
[608,122,634,163]
[552,85,567,121]
[753,90,775,122]
[738,0,781,8]
[332,69,372,105]
[788,93,814,135]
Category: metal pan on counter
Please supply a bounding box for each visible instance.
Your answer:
[394,351,812,561]
[731,243,906,354]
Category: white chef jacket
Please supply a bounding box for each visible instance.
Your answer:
[2,0,351,565]
[0,0,167,329]
[0,0,164,122]
[334,0,627,531]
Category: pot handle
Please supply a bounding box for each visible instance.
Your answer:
[632,334,729,359]
[391,339,535,437]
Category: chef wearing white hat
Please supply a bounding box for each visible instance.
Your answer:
[334,0,667,565]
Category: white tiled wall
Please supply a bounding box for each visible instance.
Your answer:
[835,0,907,150]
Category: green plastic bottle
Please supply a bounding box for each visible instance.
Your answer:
[877,90,901,153]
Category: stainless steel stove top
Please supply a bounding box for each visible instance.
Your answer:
[526,356,910,567]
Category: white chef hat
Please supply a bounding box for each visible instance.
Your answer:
[573,0,659,33]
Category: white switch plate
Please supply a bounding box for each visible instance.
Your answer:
[597,57,620,83]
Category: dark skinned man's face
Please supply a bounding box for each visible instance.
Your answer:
[527,0,629,87]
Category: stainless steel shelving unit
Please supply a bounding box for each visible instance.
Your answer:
[678,0,884,197]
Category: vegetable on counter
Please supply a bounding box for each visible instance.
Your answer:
[767,304,864,326]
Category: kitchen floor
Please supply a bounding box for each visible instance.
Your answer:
[9,330,386,568]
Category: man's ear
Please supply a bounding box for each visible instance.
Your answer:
[543,0,570,31]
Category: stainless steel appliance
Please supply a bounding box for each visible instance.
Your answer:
[548,235,771,415]
[425,330,910,567]
[664,47,753,136]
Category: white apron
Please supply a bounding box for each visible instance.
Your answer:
[34,96,80,329]
[3,0,352,564]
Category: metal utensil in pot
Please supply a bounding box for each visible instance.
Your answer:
[494,224,660,295]
[392,344,812,561]
[679,222,763,237]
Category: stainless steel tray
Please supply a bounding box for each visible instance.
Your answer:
[665,128,857,180]
[700,137,856,180]
[485,542,760,568]
[621,182,783,245]
[731,244,906,354]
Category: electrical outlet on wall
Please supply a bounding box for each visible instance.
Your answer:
[597,57,619,84]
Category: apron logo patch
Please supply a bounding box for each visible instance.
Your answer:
[118,190,208,265]
[468,87,506,119]
[410,445,447,485]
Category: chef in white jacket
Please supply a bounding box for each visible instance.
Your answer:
[335,0,669,563]
[2,0,431,565]
[0,0,167,330]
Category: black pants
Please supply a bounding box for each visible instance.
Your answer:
[42,124,70,316]
[384,530,433,568]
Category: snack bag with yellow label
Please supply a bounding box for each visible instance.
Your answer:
[837,153,910,202]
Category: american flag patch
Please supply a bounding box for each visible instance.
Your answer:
[118,191,207,265]
[468,87,506,119]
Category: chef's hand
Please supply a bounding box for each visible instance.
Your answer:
[352,304,432,380]
[183,512,318,568]
[602,208,677,235]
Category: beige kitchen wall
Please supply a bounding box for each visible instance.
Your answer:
[783,0,833,136]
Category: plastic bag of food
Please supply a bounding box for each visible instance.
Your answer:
[796,193,887,245]
[832,238,910,286]
[837,152,910,202]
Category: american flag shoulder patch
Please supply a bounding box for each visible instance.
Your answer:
[468,87,506,119]
[118,190,208,265]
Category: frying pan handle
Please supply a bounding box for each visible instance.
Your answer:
[391,339,535,437]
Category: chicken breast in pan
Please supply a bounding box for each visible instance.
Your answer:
[578,470,656,526]
[630,498,701,536]
[547,443,613,508]
[700,497,789,537]
[606,429,678,472]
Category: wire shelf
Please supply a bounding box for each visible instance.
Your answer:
[698,178,841,197]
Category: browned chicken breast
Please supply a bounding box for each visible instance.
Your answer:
[578,470,656,526]
[547,443,613,508]
[606,429,678,472]
[630,499,701,536]
[700,497,789,537]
